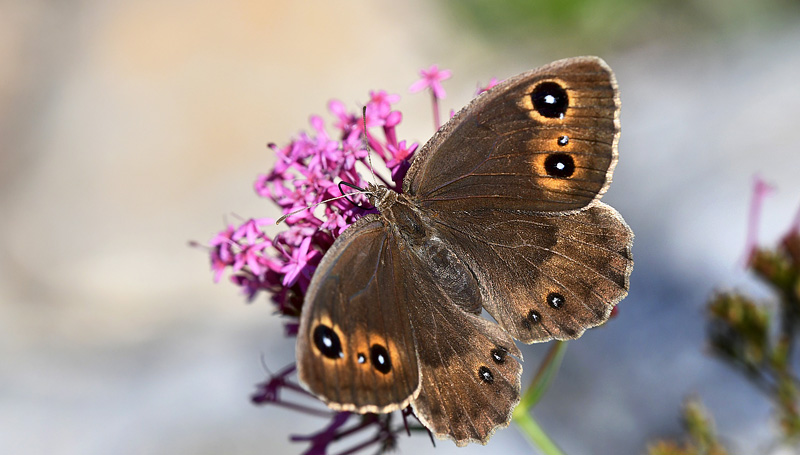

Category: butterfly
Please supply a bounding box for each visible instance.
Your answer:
[295,56,633,446]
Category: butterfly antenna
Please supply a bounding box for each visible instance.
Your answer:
[362,106,379,188]
[275,189,372,225]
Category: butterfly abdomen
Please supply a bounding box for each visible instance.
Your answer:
[382,194,483,314]
[416,237,483,314]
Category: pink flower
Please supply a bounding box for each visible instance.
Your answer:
[280,237,320,287]
[409,64,452,99]
[477,77,499,95]
[202,63,487,455]
[387,140,418,184]
[277,219,321,244]
[369,90,400,118]
[356,103,388,132]
[744,175,775,265]
[386,140,417,168]
[328,99,357,132]
[209,225,236,282]
[210,250,231,283]
[270,143,296,176]
[232,241,271,276]
[233,218,273,244]
[230,273,265,302]
[207,73,434,311]
[320,207,350,236]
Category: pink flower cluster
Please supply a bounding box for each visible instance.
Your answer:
[208,89,420,333]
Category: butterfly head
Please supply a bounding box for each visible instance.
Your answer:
[365,183,397,213]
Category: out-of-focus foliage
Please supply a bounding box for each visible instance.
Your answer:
[647,398,727,455]
[441,0,800,52]
[651,227,800,451]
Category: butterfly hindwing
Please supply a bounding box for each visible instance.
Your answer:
[392,237,523,446]
[431,202,633,342]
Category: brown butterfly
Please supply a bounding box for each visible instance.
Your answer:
[296,56,633,446]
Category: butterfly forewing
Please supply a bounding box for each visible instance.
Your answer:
[405,57,619,213]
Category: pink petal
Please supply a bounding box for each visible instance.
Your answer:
[385,110,402,127]
[431,82,446,100]
[408,79,429,93]
[297,236,311,258]
[327,99,347,118]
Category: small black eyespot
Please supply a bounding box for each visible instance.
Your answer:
[357,353,366,364]
[547,292,566,309]
[531,82,569,119]
[370,344,392,374]
[557,135,569,146]
[491,347,508,364]
[313,325,343,359]
[528,309,542,324]
[478,366,494,384]
[544,153,575,178]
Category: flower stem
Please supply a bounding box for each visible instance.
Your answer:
[512,341,569,454]
[513,411,566,455]
[431,93,441,130]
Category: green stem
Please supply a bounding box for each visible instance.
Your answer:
[513,411,566,455]
[512,341,569,454]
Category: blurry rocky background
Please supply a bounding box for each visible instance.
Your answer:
[2,1,800,454]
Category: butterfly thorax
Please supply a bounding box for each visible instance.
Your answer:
[366,183,395,211]
[369,185,427,244]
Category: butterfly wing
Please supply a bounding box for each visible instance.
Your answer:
[431,203,633,342]
[298,212,523,445]
[405,56,632,342]
[405,56,619,213]
[296,215,420,413]
[392,235,523,446]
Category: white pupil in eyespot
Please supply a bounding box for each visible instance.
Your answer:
[556,162,565,170]
[544,94,556,104]
[323,337,332,347]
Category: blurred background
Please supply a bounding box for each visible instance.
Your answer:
[2,1,800,454]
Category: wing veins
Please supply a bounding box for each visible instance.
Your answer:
[434,217,616,317]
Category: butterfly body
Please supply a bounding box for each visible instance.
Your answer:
[296,57,633,446]
[370,184,486,314]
